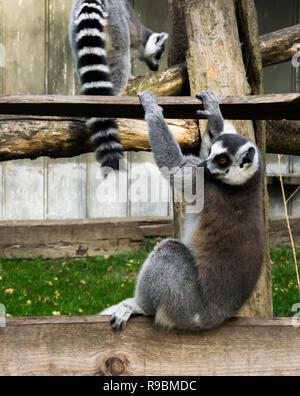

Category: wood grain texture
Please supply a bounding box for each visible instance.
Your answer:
[0,315,299,376]
[269,217,300,246]
[1,117,299,162]
[260,24,300,67]
[168,0,189,67]
[266,120,300,156]
[125,62,189,96]
[0,216,173,258]
[180,0,269,318]
[0,116,199,161]
[235,0,273,319]
[0,94,299,119]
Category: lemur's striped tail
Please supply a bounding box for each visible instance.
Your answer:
[74,0,124,170]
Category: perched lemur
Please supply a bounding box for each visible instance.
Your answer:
[102,91,264,331]
[69,0,168,169]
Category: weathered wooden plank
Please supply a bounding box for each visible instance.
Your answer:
[3,158,45,220]
[235,0,273,321]
[48,0,79,95]
[129,152,170,217]
[0,316,299,376]
[86,152,129,219]
[0,216,173,259]
[46,0,89,221]
[4,0,45,95]
[2,0,47,221]
[0,94,299,119]
[269,217,300,247]
[47,154,87,220]
[0,215,298,259]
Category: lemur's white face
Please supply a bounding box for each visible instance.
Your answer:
[205,134,260,186]
[143,33,168,71]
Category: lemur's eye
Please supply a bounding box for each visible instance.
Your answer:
[219,157,228,166]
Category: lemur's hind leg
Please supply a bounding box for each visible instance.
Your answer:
[100,298,147,330]
[135,239,203,331]
[196,91,225,159]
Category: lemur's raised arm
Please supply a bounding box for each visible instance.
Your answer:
[138,91,185,169]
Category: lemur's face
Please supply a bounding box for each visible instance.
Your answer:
[143,33,168,71]
[204,134,260,186]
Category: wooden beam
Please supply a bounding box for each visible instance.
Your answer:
[236,0,273,319]
[0,117,299,162]
[260,24,300,67]
[0,116,199,161]
[0,316,299,376]
[0,216,297,258]
[270,217,300,247]
[0,94,299,120]
[0,217,173,259]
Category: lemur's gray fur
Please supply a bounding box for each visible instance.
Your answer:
[69,0,168,169]
[101,91,264,331]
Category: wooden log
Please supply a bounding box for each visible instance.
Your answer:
[266,120,300,156]
[235,0,272,318]
[0,117,299,162]
[125,62,189,97]
[168,0,189,67]
[182,0,273,319]
[0,316,299,376]
[260,24,300,67]
[0,116,199,161]
[124,24,300,99]
[0,94,299,119]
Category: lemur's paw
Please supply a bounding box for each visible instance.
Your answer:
[196,91,220,118]
[138,91,158,110]
[109,303,133,331]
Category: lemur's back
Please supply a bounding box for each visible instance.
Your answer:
[69,0,167,170]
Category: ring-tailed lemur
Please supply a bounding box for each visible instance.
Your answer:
[69,0,168,169]
[101,91,264,331]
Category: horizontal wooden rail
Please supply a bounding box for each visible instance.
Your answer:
[0,217,173,259]
[0,316,299,376]
[0,94,299,120]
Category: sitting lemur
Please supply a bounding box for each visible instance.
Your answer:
[102,91,264,331]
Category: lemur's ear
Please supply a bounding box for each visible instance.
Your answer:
[240,147,255,168]
[156,33,168,47]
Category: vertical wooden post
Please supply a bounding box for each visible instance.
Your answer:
[168,0,188,67]
[168,0,189,239]
[235,0,273,317]
[168,0,273,316]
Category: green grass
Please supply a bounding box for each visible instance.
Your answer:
[0,239,157,317]
[0,239,299,318]
[271,245,300,317]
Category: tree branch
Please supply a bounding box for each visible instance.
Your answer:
[260,24,300,67]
